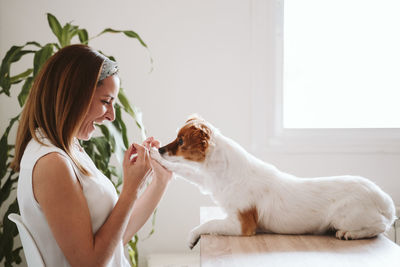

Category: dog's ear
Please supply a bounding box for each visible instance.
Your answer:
[186,113,204,123]
[199,124,211,142]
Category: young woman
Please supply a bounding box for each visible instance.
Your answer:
[11,44,172,266]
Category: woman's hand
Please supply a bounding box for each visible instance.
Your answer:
[122,143,151,194]
[142,136,160,150]
[122,137,172,243]
[143,137,173,184]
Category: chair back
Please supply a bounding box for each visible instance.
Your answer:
[8,213,45,267]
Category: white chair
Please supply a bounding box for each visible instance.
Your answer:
[8,213,45,267]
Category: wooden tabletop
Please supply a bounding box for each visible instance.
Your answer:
[200,207,400,267]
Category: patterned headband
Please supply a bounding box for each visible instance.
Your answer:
[99,58,118,81]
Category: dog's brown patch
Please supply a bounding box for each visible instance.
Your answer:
[238,206,258,236]
[159,119,212,162]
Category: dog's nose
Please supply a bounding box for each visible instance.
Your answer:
[158,147,166,155]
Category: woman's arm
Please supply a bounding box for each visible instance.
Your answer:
[122,168,170,244]
[33,144,149,267]
[123,137,172,244]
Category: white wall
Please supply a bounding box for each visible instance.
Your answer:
[1,1,399,266]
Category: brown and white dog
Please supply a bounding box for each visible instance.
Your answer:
[150,115,396,249]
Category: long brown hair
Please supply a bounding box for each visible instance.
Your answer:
[11,44,106,175]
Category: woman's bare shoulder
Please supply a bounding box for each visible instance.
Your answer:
[34,152,75,178]
[32,152,81,203]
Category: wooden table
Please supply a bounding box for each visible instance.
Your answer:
[200,207,400,267]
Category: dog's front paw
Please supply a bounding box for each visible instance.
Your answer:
[150,147,176,170]
[150,147,170,165]
[188,230,201,249]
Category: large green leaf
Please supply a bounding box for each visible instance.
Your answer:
[33,44,54,77]
[0,173,17,208]
[94,29,154,71]
[91,137,111,159]
[60,23,70,46]
[112,104,129,149]
[78,29,89,45]
[9,68,33,84]
[47,13,63,45]
[81,140,95,160]
[105,121,125,164]
[9,247,23,265]
[0,42,41,91]
[118,89,146,141]
[0,45,36,95]
[118,88,136,118]
[109,165,123,189]
[95,28,148,48]
[60,23,79,47]
[0,115,19,179]
[0,199,20,264]
[25,41,42,48]
[122,31,148,48]
[0,133,9,178]
[17,76,34,107]
[1,46,34,64]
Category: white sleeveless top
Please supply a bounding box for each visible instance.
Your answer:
[17,131,130,267]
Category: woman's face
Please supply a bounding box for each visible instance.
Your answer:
[77,75,120,140]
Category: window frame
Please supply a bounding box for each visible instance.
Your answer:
[250,0,400,155]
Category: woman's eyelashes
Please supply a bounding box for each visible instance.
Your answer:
[101,99,112,105]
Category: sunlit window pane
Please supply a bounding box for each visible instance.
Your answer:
[283,0,400,128]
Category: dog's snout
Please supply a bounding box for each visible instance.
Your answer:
[158,146,166,155]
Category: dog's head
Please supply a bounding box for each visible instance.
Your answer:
[158,115,213,162]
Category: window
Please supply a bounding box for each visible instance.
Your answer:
[250,0,400,153]
[283,0,400,129]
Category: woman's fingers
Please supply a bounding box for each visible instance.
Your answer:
[123,144,151,189]
[124,143,152,179]
[132,144,152,171]
[132,143,145,163]
[143,137,161,149]
[124,143,146,166]
[151,140,161,149]
[123,144,135,166]
[143,137,154,149]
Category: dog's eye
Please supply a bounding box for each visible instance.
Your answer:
[178,138,183,146]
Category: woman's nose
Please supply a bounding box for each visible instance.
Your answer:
[106,105,115,122]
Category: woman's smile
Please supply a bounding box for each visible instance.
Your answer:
[77,75,120,140]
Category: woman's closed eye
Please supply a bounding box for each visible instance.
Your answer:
[101,100,112,105]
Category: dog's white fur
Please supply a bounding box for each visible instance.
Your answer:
[151,117,396,249]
